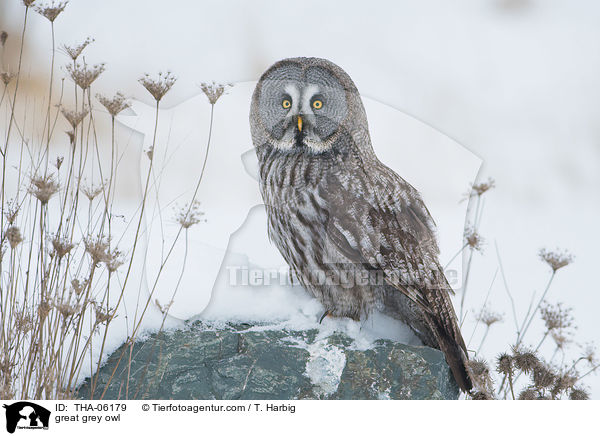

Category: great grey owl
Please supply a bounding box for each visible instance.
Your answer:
[249,57,472,392]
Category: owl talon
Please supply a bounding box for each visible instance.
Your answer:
[319,311,330,324]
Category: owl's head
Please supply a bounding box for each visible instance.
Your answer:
[250,57,370,156]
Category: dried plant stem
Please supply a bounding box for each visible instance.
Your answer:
[43,21,56,170]
[467,269,499,350]
[459,195,482,321]
[105,116,116,235]
[444,242,468,270]
[477,326,490,354]
[535,331,550,352]
[1,6,30,252]
[577,364,600,382]
[82,90,113,241]
[109,101,160,312]
[0,7,140,397]
[132,105,215,334]
[65,267,97,391]
[45,79,65,163]
[516,271,556,348]
[89,276,113,398]
[130,227,191,399]
[507,372,515,400]
[498,272,556,397]
[495,242,519,331]
[97,101,161,398]
[0,86,6,110]
[99,104,216,399]
[1,6,29,157]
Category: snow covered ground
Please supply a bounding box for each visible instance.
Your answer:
[1,0,598,398]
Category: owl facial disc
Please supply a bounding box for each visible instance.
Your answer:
[255,61,349,154]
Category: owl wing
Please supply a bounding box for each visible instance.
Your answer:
[323,160,468,347]
[323,162,472,391]
[323,162,443,313]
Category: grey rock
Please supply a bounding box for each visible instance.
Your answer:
[78,322,459,400]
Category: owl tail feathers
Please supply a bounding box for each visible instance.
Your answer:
[431,320,473,394]
[439,336,473,394]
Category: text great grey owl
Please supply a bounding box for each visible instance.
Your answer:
[249,57,473,392]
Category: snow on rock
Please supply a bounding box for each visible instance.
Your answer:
[304,340,347,397]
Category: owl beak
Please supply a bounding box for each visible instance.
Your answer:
[297,116,303,132]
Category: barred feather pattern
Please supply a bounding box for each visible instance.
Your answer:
[251,57,473,392]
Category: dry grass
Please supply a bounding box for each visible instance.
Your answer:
[0,2,225,400]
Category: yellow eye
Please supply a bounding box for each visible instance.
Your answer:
[312,99,323,109]
[282,99,291,109]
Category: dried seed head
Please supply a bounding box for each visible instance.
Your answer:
[96,92,130,117]
[470,390,493,400]
[462,178,495,202]
[518,388,538,400]
[569,388,589,400]
[538,248,573,272]
[6,226,23,249]
[145,146,154,161]
[550,330,570,350]
[472,178,495,197]
[104,249,125,273]
[468,359,490,378]
[174,200,205,229]
[496,352,514,376]
[0,31,7,47]
[38,300,52,319]
[512,346,540,373]
[81,182,103,201]
[532,363,556,389]
[23,0,36,6]
[4,200,19,224]
[54,156,64,170]
[15,312,33,334]
[29,174,59,204]
[553,371,578,395]
[93,303,112,324]
[55,302,77,320]
[139,71,176,102]
[581,343,598,367]
[65,130,75,146]
[51,235,74,259]
[467,358,493,394]
[60,105,89,129]
[66,62,105,90]
[476,306,503,327]
[0,358,15,378]
[200,81,232,105]
[84,236,110,265]
[62,37,93,61]
[464,226,484,252]
[155,299,174,315]
[0,382,14,400]
[1,71,15,86]
[71,278,87,295]
[35,1,68,22]
[540,301,574,332]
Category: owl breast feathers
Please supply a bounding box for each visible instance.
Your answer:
[250,57,473,393]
